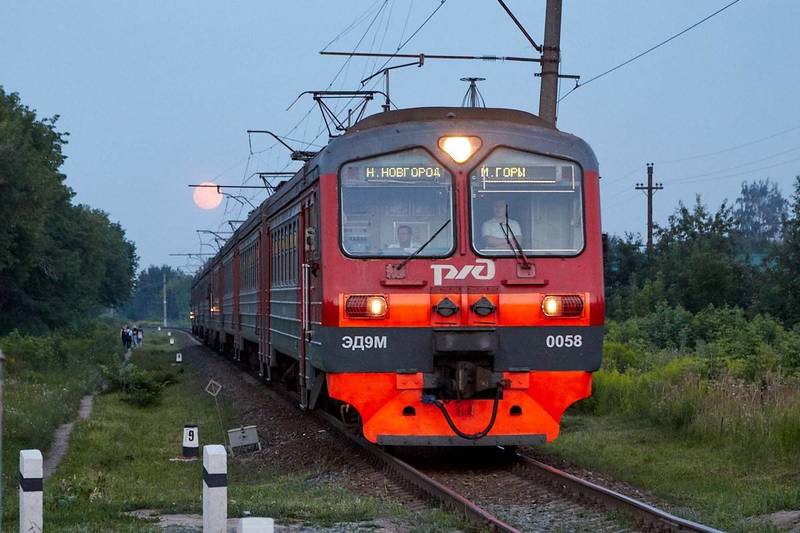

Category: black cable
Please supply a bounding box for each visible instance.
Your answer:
[337,0,447,116]
[559,0,744,103]
[429,386,502,440]
[321,0,384,52]
[374,0,447,74]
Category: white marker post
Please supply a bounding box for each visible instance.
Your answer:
[238,517,274,533]
[182,424,198,458]
[19,449,43,533]
[203,445,227,533]
[176,352,183,363]
[167,331,172,337]
[169,338,175,345]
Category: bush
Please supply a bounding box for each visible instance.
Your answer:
[0,330,57,372]
[102,361,179,406]
[602,342,645,372]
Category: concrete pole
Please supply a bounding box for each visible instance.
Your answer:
[538,0,563,126]
[182,424,199,459]
[19,449,43,533]
[203,445,227,532]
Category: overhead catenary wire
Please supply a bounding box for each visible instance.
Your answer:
[225,2,397,225]
[320,0,385,52]
[206,1,447,241]
[558,0,744,103]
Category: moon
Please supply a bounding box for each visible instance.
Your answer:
[193,182,223,210]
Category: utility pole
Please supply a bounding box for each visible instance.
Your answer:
[635,163,664,254]
[162,271,167,328]
[538,0,562,125]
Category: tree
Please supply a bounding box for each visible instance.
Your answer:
[604,233,647,318]
[0,87,138,333]
[123,266,192,322]
[734,179,787,254]
[651,196,752,313]
[763,176,800,326]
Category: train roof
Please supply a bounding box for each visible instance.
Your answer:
[349,107,554,132]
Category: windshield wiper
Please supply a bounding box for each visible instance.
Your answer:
[394,219,451,272]
[500,204,531,269]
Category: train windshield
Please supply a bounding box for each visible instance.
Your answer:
[340,149,455,257]
[470,148,584,256]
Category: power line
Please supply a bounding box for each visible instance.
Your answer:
[558,0,744,103]
[373,0,447,75]
[674,154,800,185]
[321,0,385,52]
[670,144,800,183]
[315,0,449,142]
[656,124,800,164]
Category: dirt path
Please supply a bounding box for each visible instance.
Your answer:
[43,394,95,478]
[43,348,131,479]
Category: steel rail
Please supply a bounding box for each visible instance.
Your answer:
[314,409,521,533]
[511,452,724,533]
[180,329,518,533]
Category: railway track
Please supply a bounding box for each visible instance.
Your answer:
[507,452,723,533]
[183,329,722,533]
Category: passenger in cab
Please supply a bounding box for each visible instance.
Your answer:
[482,199,523,250]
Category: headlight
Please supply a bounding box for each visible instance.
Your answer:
[541,295,584,317]
[438,136,482,163]
[345,295,388,319]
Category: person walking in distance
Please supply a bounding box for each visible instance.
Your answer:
[137,327,144,347]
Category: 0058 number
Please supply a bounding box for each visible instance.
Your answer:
[545,334,583,348]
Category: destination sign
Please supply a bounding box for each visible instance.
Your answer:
[363,165,444,180]
[475,165,564,181]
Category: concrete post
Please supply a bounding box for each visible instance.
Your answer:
[182,424,199,458]
[237,517,274,532]
[203,445,227,532]
[19,449,43,533]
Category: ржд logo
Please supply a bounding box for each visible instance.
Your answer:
[431,259,495,286]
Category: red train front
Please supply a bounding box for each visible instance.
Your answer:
[192,106,604,446]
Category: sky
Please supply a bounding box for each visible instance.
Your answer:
[2,1,799,272]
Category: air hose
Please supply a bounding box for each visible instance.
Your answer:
[423,385,503,440]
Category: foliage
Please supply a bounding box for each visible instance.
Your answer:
[651,196,751,312]
[0,87,138,334]
[761,176,800,326]
[101,360,180,406]
[1,321,122,528]
[122,265,192,321]
[604,177,800,329]
[734,178,788,251]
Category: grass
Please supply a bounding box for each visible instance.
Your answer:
[7,330,463,532]
[2,321,123,529]
[539,413,800,532]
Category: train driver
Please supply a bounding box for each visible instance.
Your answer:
[386,224,420,252]
[482,199,523,250]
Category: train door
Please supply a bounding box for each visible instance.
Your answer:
[300,189,321,409]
